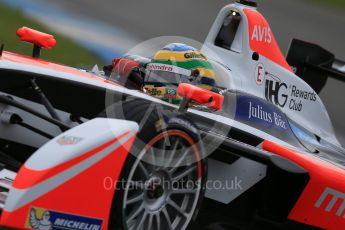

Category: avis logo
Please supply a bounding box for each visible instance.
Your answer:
[265,80,288,107]
[315,187,345,218]
[251,25,272,44]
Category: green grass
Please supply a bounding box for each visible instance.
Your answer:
[0,4,104,68]
[308,0,345,10]
[322,0,345,8]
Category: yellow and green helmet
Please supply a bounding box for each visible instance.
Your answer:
[144,43,216,104]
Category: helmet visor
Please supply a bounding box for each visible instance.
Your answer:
[146,70,183,85]
[146,70,215,87]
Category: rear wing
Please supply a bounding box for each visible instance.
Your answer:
[286,39,345,93]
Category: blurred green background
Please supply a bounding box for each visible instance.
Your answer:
[312,0,345,9]
[0,4,103,67]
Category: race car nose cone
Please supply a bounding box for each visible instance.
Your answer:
[236,0,257,7]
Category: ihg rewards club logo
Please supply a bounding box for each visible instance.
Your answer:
[265,79,317,112]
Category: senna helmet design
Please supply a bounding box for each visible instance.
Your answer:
[144,43,216,104]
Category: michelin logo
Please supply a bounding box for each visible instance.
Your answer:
[29,208,52,230]
[27,207,103,230]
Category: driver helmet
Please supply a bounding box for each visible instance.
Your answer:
[144,43,215,104]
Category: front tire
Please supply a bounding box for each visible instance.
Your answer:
[107,100,207,230]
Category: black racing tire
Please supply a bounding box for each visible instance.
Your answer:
[106,99,207,230]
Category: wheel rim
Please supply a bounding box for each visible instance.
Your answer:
[123,130,203,230]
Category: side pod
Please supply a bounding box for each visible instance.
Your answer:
[0,118,138,230]
[263,140,345,230]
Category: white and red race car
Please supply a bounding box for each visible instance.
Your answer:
[0,1,345,229]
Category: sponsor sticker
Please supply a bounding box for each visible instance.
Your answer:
[315,187,345,219]
[263,76,317,112]
[184,52,207,60]
[26,207,103,230]
[144,86,180,102]
[146,63,173,72]
[144,85,166,97]
[146,63,191,76]
[255,63,265,85]
[251,25,272,44]
[235,95,288,131]
[164,88,177,99]
[57,136,83,145]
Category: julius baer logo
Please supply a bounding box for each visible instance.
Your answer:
[26,207,103,230]
[265,78,317,112]
[236,95,287,130]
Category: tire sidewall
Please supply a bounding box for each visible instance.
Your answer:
[108,104,207,230]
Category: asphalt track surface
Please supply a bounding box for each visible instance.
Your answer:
[34,0,345,145]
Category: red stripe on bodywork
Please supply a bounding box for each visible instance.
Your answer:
[1,134,136,230]
[263,140,345,229]
[13,131,131,189]
[1,51,117,85]
[243,9,292,72]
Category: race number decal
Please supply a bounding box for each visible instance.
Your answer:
[255,63,265,85]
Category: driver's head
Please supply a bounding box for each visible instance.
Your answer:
[144,43,215,104]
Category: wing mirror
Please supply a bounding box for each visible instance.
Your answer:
[16,27,56,58]
[177,83,224,111]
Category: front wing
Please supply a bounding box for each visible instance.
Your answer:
[0,118,138,230]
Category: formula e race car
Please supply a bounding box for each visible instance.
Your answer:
[1,0,345,230]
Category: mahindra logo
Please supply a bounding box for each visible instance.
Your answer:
[265,80,288,107]
[146,64,173,72]
[315,187,345,218]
